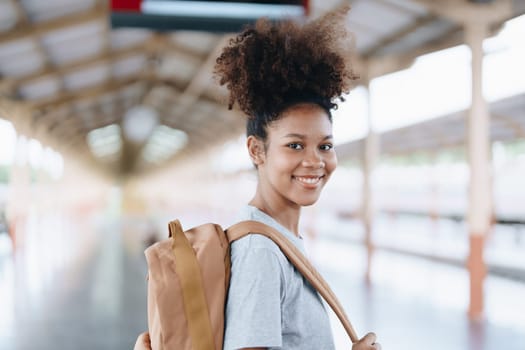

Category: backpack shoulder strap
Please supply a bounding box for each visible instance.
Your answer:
[169,220,215,350]
[226,220,359,344]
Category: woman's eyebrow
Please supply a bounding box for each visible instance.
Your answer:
[283,133,333,140]
[284,133,306,139]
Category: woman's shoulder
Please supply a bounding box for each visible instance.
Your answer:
[229,234,290,288]
[231,233,283,258]
[231,205,297,264]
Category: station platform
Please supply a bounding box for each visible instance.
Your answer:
[0,212,524,350]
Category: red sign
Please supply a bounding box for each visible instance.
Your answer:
[111,0,142,12]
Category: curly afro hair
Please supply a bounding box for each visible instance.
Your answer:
[214,6,358,139]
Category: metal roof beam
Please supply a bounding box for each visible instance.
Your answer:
[414,0,513,24]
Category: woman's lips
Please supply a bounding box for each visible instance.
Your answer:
[293,175,324,186]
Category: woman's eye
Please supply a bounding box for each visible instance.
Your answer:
[288,143,303,150]
[320,144,333,151]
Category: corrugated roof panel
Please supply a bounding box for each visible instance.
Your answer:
[349,0,417,37]
[0,38,36,59]
[407,20,456,45]
[0,2,18,32]
[122,97,136,110]
[98,93,119,110]
[47,36,104,65]
[63,64,110,91]
[144,85,179,109]
[0,51,44,78]
[112,55,147,78]
[170,32,220,55]
[382,0,428,16]
[41,21,104,65]
[377,19,457,56]
[193,100,216,117]
[337,93,525,158]
[19,77,61,100]
[79,108,96,128]
[110,29,152,50]
[203,80,228,102]
[0,39,43,77]
[403,20,456,45]
[99,91,117,103]
[20,0,97,23]
[491,125,518,142]
[74,99,97,113]
[157,52,200,83]
[515,0,525,13]
[119,83,145,101]
[310,0,340,17]
[353,28,381,52]
[100,99,118,117]
[42,20,102,45]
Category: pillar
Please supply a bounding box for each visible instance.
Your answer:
[361,81,379,283]
[465,20,491,321]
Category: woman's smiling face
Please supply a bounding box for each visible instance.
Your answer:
[253,104,337,208]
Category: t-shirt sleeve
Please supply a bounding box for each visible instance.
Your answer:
[223,241,284,350]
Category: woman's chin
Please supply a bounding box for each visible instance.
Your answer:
[295,196,321,207]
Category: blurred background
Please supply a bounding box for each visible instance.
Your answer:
[1,0,525,349]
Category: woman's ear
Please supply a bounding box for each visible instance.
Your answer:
[247,135,265,165]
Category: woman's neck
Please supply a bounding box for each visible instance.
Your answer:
[249,193,301,236]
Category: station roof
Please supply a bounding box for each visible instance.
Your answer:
[336,92,525,159]
[0,0,524,177]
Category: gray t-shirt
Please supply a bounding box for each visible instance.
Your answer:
[223,206,335,350]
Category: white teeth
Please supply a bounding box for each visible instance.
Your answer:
[295,176,321,184]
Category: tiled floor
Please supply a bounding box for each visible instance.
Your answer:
[0,214,524,350]
[0,215,149,350]
[314,239,525,350]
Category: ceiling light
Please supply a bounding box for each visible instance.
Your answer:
[87,124,122,160]
[123,105,159,143]
[142,125,188,164]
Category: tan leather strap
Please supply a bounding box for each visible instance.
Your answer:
[227,220,359,344]
[169,220,216,350]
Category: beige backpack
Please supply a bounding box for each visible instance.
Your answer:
[145,219,359,349]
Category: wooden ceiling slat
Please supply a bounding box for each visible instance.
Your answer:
[14,43,147,87]
[367,25,463,79]
[10,0,68,96]
[492,113,525,139]
[363,14,438,58]
[371,0,426,16]
[413,0,513,24]
[0,36,207,96]
[173,35,231,125]
[0,5,105,46]
[30,76,140,110]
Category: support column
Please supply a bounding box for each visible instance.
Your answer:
[465,21,491,321]
[361,81,379,284]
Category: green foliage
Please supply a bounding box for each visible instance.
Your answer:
[0,166,9,183]
[503,139,525,156]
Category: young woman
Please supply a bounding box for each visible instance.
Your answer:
[136,7,381,350]
[215,10,380,350]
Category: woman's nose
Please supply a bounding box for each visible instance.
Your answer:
[302,149,325,168]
